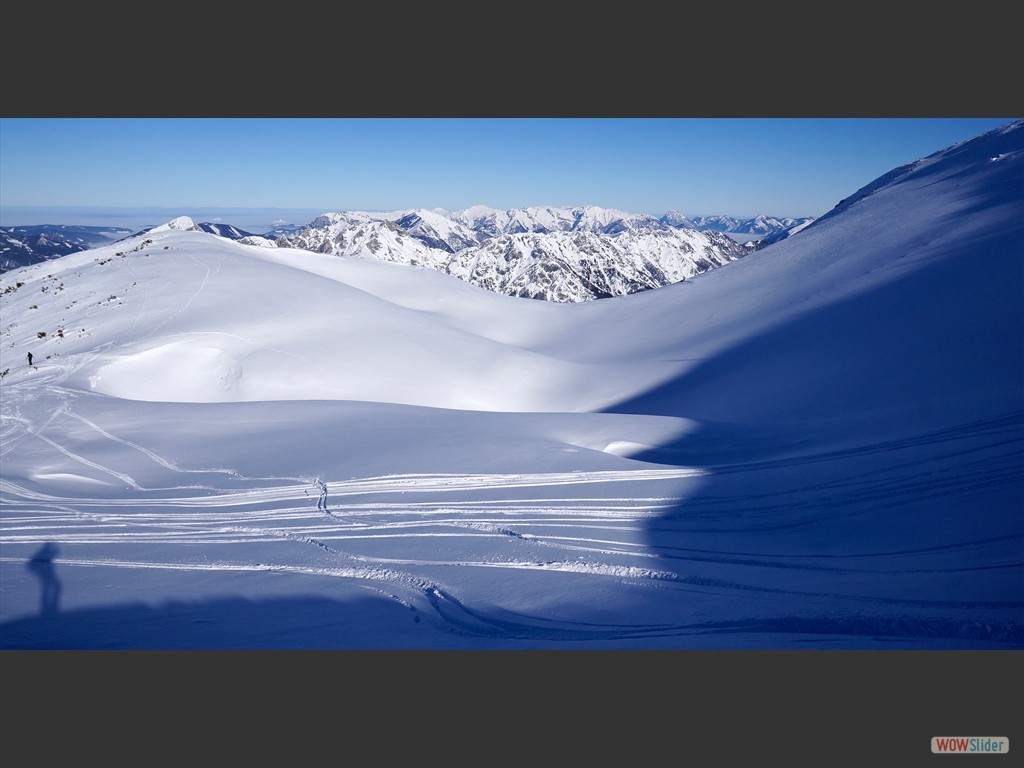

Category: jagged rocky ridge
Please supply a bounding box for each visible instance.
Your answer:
[274,205,755,302]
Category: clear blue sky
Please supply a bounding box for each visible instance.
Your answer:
[0,118,1015,229]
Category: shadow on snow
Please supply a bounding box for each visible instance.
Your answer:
[601,226,1024,649]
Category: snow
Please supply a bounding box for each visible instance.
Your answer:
[148,215,200,232]
[236,235,276,247]
[1,120,1022,649]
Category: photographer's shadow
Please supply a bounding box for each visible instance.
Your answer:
[26,543,62,616]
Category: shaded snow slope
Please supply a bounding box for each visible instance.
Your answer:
[0,120,1021,649]
[604,119,1024,436]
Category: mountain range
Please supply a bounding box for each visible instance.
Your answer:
[273,205,762,301]
[2,209,812,300]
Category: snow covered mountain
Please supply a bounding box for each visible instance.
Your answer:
[277,204,751,301]
[446,204,663,236]
[0,224,134,272]
[659,210,695,229]
[663,213,816,240]
[390,208,481,253]
[279,212,453,271]
[195,222,255,239]
[445,227,747,302]
[259,222,306,239]
[751,217,817,250]
[1,207,807,298]
[1,120,1021,650]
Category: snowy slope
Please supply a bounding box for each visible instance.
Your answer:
[0,120,1021,649]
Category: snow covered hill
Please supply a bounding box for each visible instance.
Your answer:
[0,120,1021,649]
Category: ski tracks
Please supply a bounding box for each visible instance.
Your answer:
[147,253,214,337]
[6,415,1017,645]
[1,465,708,640]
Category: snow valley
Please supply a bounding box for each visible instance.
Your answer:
[0,121,1021,649]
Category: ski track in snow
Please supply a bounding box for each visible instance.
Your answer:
[146,252,215,336]
[1,466,712,642]
[3,419,1021,645]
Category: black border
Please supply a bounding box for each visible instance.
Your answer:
[1,9,1019,117]
[3,10,1020,768]
[8,650,1020,765]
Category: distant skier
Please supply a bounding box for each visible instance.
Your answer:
[316,479,329,513]
[27,352,33,367]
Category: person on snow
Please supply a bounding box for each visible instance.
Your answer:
[27,352,33,367]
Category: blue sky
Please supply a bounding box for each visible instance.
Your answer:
[0,118,1014,231]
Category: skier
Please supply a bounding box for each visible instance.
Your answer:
[27,352,33,367]
[316,479,329,513]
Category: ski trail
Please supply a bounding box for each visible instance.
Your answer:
[122,259,150,335]
[147,253,212,336]
[0,355,107,459]
[65,410,199,472]
[8,394,327,495]
[60,408,257,483]
[27,431,142,490]
[324,467,707,496]
[0,554,423,585]
[1,390,71,455]
[4,415,1018,648]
